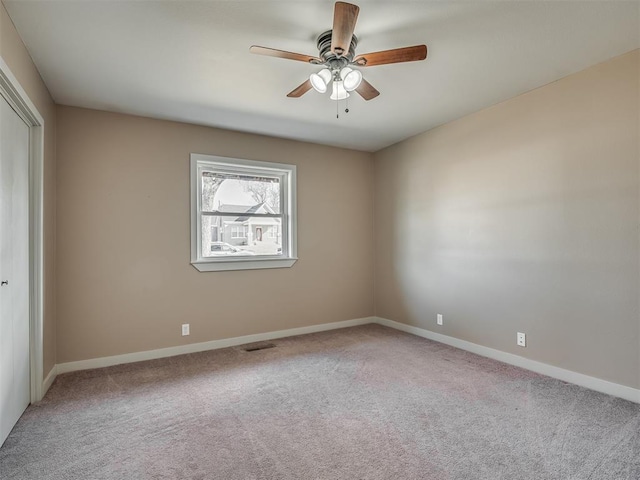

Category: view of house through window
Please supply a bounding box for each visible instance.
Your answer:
[201,172,283,257]
[191,154,296,271]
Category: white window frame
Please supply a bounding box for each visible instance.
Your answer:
[190,154,297,272]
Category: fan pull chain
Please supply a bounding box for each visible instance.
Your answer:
[336,96,339,119]
[345,95,349,114]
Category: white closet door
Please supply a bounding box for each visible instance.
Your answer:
[0,93,30,447]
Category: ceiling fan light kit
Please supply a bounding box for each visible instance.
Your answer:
[310,67,361,98]
[329,81,350,100]
[310,68,332,93]
[250,1,428,107]
[340,67,362,91]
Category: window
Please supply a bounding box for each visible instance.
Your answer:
[230,225,247,239]
[190,154,297,272]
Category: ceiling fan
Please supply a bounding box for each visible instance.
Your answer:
[249,1,427,101]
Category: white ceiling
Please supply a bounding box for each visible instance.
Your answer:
[4,1,639,152]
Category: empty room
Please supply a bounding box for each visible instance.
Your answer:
[0,1,638,479]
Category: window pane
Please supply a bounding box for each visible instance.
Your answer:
[201,215,283,257]
[202,172,281,214]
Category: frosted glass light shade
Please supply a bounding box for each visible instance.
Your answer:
[330,81,350,100]
[340,67,362,91]
[310,68,332,93]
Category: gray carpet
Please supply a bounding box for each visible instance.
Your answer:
[1,325,638,479]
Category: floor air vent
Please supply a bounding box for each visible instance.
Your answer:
[243,343,276,352]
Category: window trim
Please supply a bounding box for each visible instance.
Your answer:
[190,154,297,272]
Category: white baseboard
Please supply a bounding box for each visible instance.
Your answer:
[374,317,640,404]
[56,317,375,374]
[49,315,639,404]
[41,365,57,397]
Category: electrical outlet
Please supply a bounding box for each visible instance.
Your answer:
[517,332,526,347]
[437,314,443,326]
[182,324,190,336]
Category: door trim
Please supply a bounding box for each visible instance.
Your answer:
[0,57,45,403]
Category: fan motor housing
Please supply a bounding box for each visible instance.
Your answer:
[316,29,358,66]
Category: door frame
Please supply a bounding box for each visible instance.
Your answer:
[0,57,45,403]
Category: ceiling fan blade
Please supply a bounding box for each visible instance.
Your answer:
[250,45,322,64]
[355,79,380,101]
[353,45,427,67]
[331,2,360,57]
[287,79,313,98]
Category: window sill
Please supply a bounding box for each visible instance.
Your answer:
[191,257,298,272]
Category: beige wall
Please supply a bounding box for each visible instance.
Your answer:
[56,106,374,363]
[374,50,639,388]
[11,0,634,391]
[0,4,56,377]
